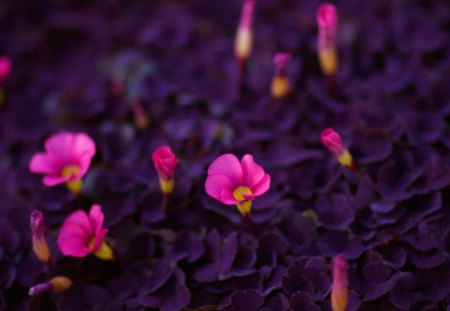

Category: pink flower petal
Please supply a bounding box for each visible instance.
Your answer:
[241,154,265,187]
[58,235,91,257]
[29,153,60,175]
[92,228,108,252]
[59,210,94,240]
[44,132,75,164]
[57,210,94,257]
[207,154,243,186]
[88,204,104,234]
[71,133,96,160]
[43,175,70,186]
[220,188,240,204]
[251,174,271,196]
[205,174,235,204]
[71,133,96,177]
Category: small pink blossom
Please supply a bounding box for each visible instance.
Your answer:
[321,128,346,157]
[205,154,270,215]
[57,204,109,258]
[152,146,179,181]
[29,132,96,192]
[0,57,12,85]
[317,3,338,50]
[331,254,348,311]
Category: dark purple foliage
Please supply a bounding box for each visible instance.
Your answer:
[1,0,450,309]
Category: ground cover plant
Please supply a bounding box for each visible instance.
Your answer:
[1,0,450,310]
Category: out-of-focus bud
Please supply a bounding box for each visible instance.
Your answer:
[271,52,292,100]
[234,0,255,64]
[316,3,338,76]
[152,146,179,195]
[29,276,72,296]
[30,211,51,264]
[331,254,348,311]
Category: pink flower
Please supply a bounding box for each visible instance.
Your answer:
[0,57,11,85]
[30,211,51,264]
[29,132,96,193]
[331,254,348,311]
[57,204,113,260]
[317,3,338,50]
[205,154,270,215]
[152,146,179,194]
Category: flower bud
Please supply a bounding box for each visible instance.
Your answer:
[317,3,338,76]
[271,53,292,100]
[30,211,51,264]
[331,254,348,311]
[320,128,353,168]
[235,0,255,63]
[29,276,72,296]
[152,146,179,195]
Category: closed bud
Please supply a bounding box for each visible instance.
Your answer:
[30,211,51,264]
[331,254,348,311]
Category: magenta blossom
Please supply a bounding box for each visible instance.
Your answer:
[152,146,179,194]
[29,132,96,193]
[57,204,113,260]
[205,154,270,215]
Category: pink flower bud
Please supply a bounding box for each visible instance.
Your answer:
[271,52,292,99]
[29,132,96,194]
[331,254,348,311]
[316,4,338,76]
[0,57,12,85]
[152,146,179,194]
[321,128,360,177]
[317,3,338,50]
[321,128,346,157]
[30,211,51,264]
[234,0,255,61]
[205,154,270,215]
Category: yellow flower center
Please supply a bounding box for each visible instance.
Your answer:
[233,186,253,215]
[61,165,82,194]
